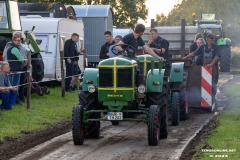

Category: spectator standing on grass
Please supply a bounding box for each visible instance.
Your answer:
[0,62,18,110]
[6,36,25,92]
[64,33,81,92]
[109,35,122,58]
[99,31,115,59]
[3,32,28,103]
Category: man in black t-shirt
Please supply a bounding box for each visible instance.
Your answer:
[99,31,115,59]
[147,28,169,60]
[115,24,164,61]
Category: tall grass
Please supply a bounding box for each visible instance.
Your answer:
[198,80,240,159]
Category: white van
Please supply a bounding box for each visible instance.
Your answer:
[21,16,84,81]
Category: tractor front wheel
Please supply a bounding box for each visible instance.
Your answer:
[148,105,160,146]
[79,91,100,138]
[72,105,84,145]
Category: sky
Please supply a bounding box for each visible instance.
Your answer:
[138,0,181,26]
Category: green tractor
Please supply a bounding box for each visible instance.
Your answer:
[72,44,170,146]
[167,61,189,126]
[196,14,231,72]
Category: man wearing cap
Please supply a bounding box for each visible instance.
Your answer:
[182,33,219,102]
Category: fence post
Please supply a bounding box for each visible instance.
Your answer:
[60,36,65,97]
[27,51,31,109]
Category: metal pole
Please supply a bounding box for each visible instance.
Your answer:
[60,36,65,97]
[27,51,31,109]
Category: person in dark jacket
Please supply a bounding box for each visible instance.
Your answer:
[99,31,115,59]
[64,33,80,92]
[6,36,25,89]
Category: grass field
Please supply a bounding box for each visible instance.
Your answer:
[197,79,240,159]
[0,87,79,142]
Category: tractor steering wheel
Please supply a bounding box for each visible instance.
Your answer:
[111,44,136,57]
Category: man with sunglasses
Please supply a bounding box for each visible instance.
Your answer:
[183,33,220,102]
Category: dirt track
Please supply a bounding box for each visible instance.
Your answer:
[8,73,232,160]
[10,110,213,160]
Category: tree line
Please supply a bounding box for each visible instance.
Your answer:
[156,0,240,44]
[18,0,148,28]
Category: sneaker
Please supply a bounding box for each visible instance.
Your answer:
[69,86,75,93]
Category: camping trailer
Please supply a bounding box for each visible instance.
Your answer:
[66,5,114,67]
[21,16,84,81]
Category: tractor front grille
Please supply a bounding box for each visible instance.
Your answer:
[99,68,113,87]
[117,69,132,87]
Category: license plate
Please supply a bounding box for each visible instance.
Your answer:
[107,112,123,120]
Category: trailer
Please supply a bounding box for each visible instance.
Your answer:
[66,5,114,67]
[21,16,85,81]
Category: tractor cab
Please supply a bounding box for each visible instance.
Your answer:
[0,0,21,60]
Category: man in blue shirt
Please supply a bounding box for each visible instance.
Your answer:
[0,62,18,110]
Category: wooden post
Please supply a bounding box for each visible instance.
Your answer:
[181,19,186,57]
[26,51,31,109]
[60,36,65,97]
[151,19,155,28]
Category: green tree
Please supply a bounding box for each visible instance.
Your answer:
[18,0,148,28]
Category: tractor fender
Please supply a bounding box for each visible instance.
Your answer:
[217,38,231,46]
[81,68,98,92]
[146,69,165,92]
[169,62,184,82]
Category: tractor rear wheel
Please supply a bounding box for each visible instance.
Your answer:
[180,89,189,121]
[148,105,160,146]
[79,91,100,138]
[219,45,231,72]
[72,105,84,145]
[171,92,180,126]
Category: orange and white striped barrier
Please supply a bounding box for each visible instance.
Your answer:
[201,66,212,107]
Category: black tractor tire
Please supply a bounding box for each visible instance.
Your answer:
[79,91,100,138]
[147,88,168,139]
[31,52,44,82]
[72,105,84,145]
[148,105,160,146]
[171,92,180,126]
[111,121,119,125]
[219,45,231,72]
[179,89,189,121]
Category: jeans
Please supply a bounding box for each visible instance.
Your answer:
[11,73,21,87]
[0,90,17,110]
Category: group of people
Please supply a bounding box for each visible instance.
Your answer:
[0,32,28,110]
[63,24,219,104]
[99,24,169,61]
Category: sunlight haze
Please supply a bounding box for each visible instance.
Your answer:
[138,0,181,26]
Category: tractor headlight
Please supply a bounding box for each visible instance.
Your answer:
[88,85,96,93]
[137,85,145,93]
